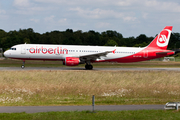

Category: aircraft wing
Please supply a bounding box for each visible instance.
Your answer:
[79,49,116,61]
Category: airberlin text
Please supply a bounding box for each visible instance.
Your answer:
[29,46,68,54]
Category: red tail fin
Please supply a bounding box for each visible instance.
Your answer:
[147,26,173,50]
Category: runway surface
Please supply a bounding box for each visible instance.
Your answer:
[1,67,180,71]
[0,105,164,113]
[0,67,174,113]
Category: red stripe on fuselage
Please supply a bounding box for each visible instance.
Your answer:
[93,49,174,63]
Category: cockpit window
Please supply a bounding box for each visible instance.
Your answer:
[10,48,16,50]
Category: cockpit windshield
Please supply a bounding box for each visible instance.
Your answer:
[10,48,16,50]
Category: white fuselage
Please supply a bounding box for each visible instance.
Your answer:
[4,44,144,62]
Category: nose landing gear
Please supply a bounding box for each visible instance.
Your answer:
[21,60,25,69]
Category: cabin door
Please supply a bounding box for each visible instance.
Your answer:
[21,44,26,54]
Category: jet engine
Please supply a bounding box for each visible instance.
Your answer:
[63,57,80,66]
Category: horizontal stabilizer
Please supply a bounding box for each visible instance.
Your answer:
[156,50,175,54]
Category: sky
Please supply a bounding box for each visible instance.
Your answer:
[1,0,180,37]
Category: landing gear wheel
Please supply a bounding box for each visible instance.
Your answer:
[89,65,93,70]
[85,65,88,69]
[85,64,93,70]
[21,65,25,69]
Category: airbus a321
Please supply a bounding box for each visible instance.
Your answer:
[4,26,175,70]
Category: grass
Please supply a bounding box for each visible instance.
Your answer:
[0,70,180,106]
[1,59,180,106]
[0,110,180,120]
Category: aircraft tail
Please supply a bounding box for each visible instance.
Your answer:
[146,26,173,50]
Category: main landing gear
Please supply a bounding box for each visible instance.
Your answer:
[21,60,25,69]
[85,63,93,70]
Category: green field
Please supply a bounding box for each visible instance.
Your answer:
[1,110,180,120]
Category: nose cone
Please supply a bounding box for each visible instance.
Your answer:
[3,50,10,58]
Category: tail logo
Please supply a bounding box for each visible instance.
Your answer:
[158,35,166,44]
[156,29,170,47]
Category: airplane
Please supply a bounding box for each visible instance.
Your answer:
[4,26,175,70]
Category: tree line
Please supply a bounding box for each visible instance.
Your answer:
[0,28,180,51]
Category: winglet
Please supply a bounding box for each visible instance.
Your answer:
[112,49,116,54]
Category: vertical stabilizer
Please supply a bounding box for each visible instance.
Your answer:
[147,26,173,50]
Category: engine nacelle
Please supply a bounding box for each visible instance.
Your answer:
[64,57,80,66]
